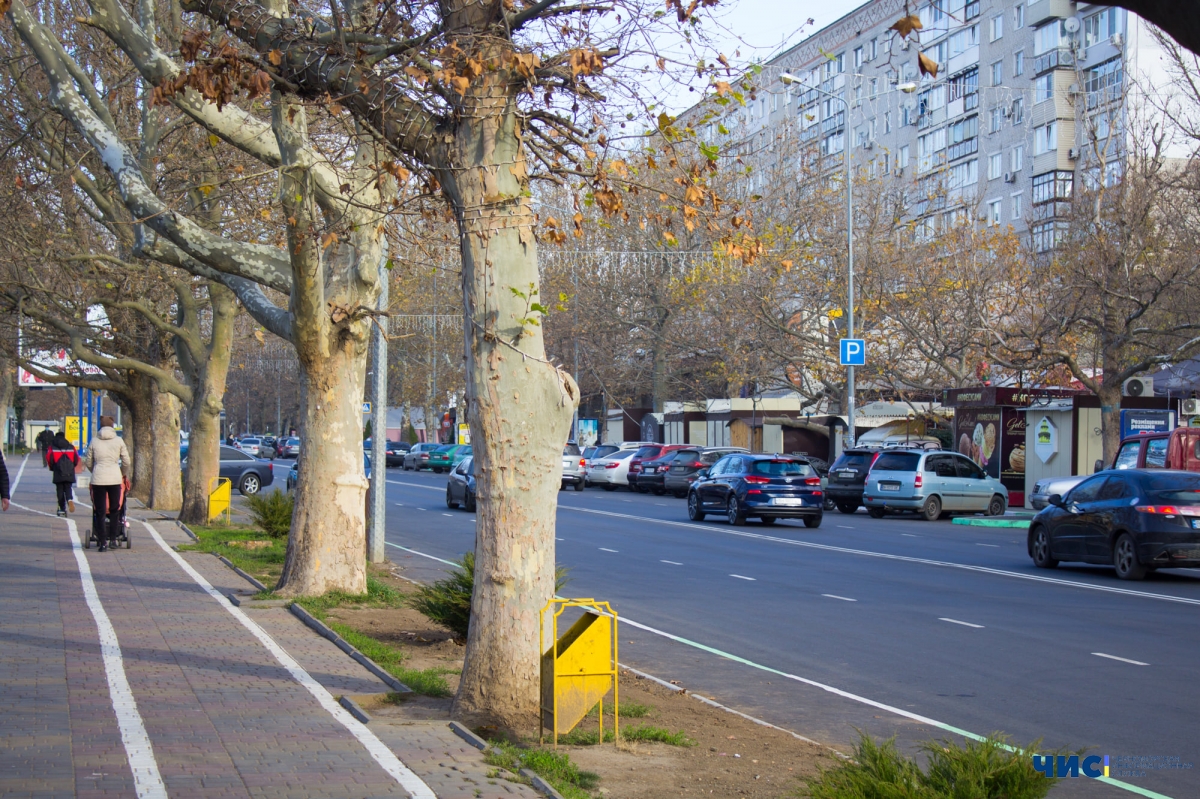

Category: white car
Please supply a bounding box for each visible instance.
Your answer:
[587,449,638,491]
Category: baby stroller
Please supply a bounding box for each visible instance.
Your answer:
[84,486,131,549]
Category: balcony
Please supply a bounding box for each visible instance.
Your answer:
[1026,0,1074,27]
[820,111,845,136]
[946,137,978,162]
[1034,48,1075,75]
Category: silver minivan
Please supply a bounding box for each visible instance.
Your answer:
[863,450,1008,521]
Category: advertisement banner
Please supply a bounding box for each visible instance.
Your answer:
[1120,409,1174,439]
[577,419,599,448]
[64,416,89,449]
[954,408,1003,479]
[1000,408,1027,500]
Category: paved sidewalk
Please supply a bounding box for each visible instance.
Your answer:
[0,456,538,799]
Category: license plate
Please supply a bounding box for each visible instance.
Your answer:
[772,497,805,506]
[838,470,857,478]
[1192,519,1200,530]
[879,483,900,492]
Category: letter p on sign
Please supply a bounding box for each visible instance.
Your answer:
[840,338,866,366]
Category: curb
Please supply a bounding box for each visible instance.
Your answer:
[338,695,371,724]
[288,604,411,694]
[178,521,199,541]
[951,518,1030,528]
[215,555,269,592]
[448,723,565,799]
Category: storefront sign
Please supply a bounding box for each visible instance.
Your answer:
[1120,409,1174,439]
[1033,416,1058,463]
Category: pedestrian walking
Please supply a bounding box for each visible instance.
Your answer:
[46,432,79,517]
[83,416,130,552]
[35,427,54,466]
[0,448,10,512]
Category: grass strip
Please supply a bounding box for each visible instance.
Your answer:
[486,739,600,799]
[557,724,694,747]
[177,525,286,586]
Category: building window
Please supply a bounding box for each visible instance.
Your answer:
[948,25,979,59]
[854,83,863,105]
[870,78,879,98]
[883,153,890,174]
[988,152,1003,180]
[1013,50,1025,77]
[899,145,910,169]
[947,114,979,160]
[1032,170,1073,204]
[1013,4,1024,30]
[1035,73,1054,103]
[1012,97,1024,125]
[1086,57,1124,108]
[871,38,879,60]
[990,15,1004,42]
[884,111,891,134]
[1032,220,1066,253]
[988,199,1002,225]
[992,60,1003,86]
[1033,121,1057,155]
[1011,144,1024,172]
[1034,21,1069,56]
[854,46,864,69]
[991,106,1004,133]
[947,159,979,190]
[1085,8,1119,48]
[1011,191,1023,219]
[948,67,978,102]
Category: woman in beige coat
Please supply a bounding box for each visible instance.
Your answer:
[84,415,131,551]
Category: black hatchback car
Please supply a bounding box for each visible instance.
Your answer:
[824,447,882,514]
[687,453,824,527]
[1028,469,1200,580]
[445,456,477,511]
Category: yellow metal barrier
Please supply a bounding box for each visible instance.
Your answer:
[208,477,232,524]
[540,598,618,746]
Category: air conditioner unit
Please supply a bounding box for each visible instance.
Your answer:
[1004,171,1016,183]
[1123,377,1154,397]
[1068,82,1080,95]
[1002,105,1013,117]
[1112,33,1124,48]
[1068,147,1079,160]
[900,40,910,51]
[864,140,874,150]
[1182,398,1200,416]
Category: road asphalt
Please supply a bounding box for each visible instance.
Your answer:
[384,466,1200,799]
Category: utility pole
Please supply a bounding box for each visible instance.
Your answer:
[368,246,389,563]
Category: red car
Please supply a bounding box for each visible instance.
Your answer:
[627,444,690,493]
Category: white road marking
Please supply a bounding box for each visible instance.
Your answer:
[1092,652,1149,666]
[822,594,857,602]
[11,453,28,494]
[416,507,425,511]
[661,560,683,565]
[730,574,756,581]
[394,503,404,507]
[837,525,855,529]
[940,618,984,629]
[599,547,619,553]
[556,537,564,541]
[142,522,436,798]
[976,543,1000,548]
[901,533,919,537]
[442,513,453,517]
[561,505,1200,607]
[386,480,441,490]
[386,542,457,566]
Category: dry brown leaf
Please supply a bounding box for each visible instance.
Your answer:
[890,14,923,39]
[268,49,282,66]
[714,81,730,96]
[918,51,939,78]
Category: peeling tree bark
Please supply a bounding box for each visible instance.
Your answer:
[148,388,182,510]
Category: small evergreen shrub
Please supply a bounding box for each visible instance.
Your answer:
[244,490,294,538]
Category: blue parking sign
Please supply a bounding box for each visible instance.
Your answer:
[840,338,866,366]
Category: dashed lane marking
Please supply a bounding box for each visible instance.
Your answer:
[940,618,984,629]
[730,574,756,581]
[1093,652,1149,666]
[822,594,857,602]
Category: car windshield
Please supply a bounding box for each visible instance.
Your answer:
[673,450,700,461]
[751,460,813,476]
[564,444,581,456]
[435,445,455,453]
[832,452,872,469]
[634,446,661,458]
[872,452,921,472]
[593,446,618,458]
[652,452,681,464]
[1146,474,1200,501]
[609,450,637,460]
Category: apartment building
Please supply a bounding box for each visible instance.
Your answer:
[689,0,1174,252]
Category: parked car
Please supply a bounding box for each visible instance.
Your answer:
[1028,469,1200,580]
[824,447,884,514]
[363,438,407,467]
[194,445,275,496]
[863,450,1008,521]
[1107,428,1200,473]
[587,449,639,490]
[275,437,300,458]
[403,442,443,471]
[628,444,690,492]
[237,436,275,459]
[1029,474,1088,510]
[428,444,472,473]
[634,451,687,495]
[562,443,586,491]
[288,452,371,491]
[446,456,477,511]
[663,447,749,497]
[687,454,824,527]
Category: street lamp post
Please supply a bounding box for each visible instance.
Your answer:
[778,73,916,450]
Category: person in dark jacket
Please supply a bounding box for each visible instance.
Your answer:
[35,427,55,466]
[0,449,9,512]
[46,432,79,517]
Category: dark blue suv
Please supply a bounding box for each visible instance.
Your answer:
[687,454,824,527]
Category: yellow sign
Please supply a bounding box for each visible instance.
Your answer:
[540,598,618,746]
[64,416,89,448]
[208,477,232,524]
[457,423,471,445]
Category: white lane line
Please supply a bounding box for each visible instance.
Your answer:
[822,594,857,602]
[976,543,1000,548]
[901,533,918,537]
[661,560,683,565]
[730,574,756,581]
[391,539,1164,799]
[837,525,855,529]
[142,522,435,798]
[386,542,458,566]
[416,507,426,511]
[386,480,440,490]
[599,547,619,553]
[394,503,404,506]
[442,513,454,517]
[655,503,668,506]
[1093,652,1150,666]
[556,537,565,541]
[561,505,1200,607]
[940,618,984,629]
[11,453,29,494]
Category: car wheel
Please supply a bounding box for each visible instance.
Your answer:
[446,488,458,509]
[239,473,261,495]
[986,495,1006,517]
[1030,526,1058,569]
[673,490,687,499]
[726,497,746,526]
[760,516,777,525]
[434,467,444,474]
[867,507,886,519]
[687,492,705,521]
[837,503,859,515]
[823,496,836,511]
[465,492,477,513]
[803,515,822,529]
[574,480,584,492]
[603,485,616,492]
[920,496,941,522]
[1113,533,1147,580]
[652,488,665,496]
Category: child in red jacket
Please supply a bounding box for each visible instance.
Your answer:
[46,432,79,517]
